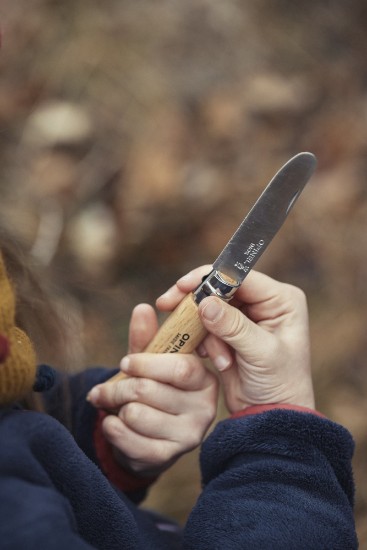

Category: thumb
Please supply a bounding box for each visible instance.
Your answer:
[198,297,274,365]
[128,304,159,353]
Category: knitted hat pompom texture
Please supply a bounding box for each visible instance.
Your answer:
[0,251,37,405]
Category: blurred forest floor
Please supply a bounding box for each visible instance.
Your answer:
[1,0,367,545]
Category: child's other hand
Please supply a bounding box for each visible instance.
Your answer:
[88,303,218,478]
[158,267,314,414]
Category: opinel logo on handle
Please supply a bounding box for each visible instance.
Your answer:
[144,294,207,355]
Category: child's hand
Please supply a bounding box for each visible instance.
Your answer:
[88,303,218,478]
[158,267,314,414]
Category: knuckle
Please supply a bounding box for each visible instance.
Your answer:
[174,358,196,386]
[184,424,202,449]
[293,286,307,305]
[282,283,308,310]
[132,377,151,400]
[122,402,141,425]
[200,400,217,427]
[282,282,300,298]
[102,415,123,442]
[147,442,173,466]
[198,413,213,433]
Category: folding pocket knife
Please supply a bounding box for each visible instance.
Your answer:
[113,152,317,375]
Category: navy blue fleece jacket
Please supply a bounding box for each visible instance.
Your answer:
[0,367,358,549]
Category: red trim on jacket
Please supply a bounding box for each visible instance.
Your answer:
[93,410,157,493]
[231,403,326,419]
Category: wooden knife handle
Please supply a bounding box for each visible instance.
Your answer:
[144,293,207,354]
[109,293,207,383]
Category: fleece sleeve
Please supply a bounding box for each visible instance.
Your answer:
[0,409,144,550]
[183,409,358,550]
[43,367,153,502]
[42,367,116,462]
[0,477,95,550]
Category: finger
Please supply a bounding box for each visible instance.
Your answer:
[120,352,209,391]
[120,403,173,439]
[156,265,212,311]
[202,333,233,372]
[198,296,275,366]
[128,304,159,353]
[88,353,210,408]
[230,270,307,324]
[89,375,202,415]
[117,402,206,452]
[102,414,178,470]
[232,270,281,301]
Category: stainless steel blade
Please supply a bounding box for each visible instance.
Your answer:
[212,152,317,284]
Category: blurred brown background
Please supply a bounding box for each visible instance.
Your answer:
[1,0,367,545]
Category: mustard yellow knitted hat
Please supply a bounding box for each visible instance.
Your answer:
[0,250,38,405]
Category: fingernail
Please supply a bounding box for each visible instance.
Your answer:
[213,355,231,372]
[120,356,130,372]
[200,299,223,322]
[87,386,100,404]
